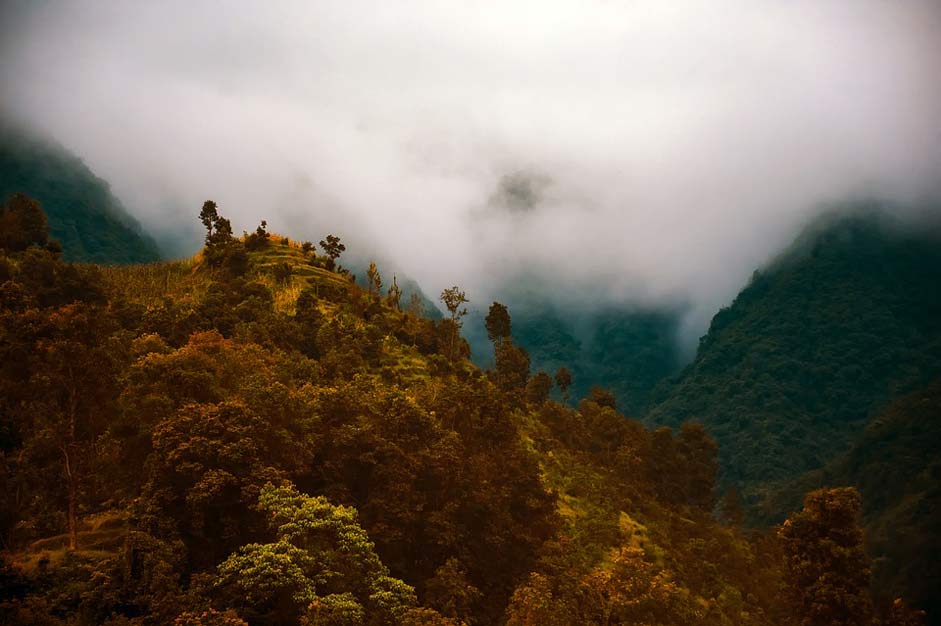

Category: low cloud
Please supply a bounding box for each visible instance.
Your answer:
[2,0,940,338]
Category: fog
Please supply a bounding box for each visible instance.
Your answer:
[2,0,940,338]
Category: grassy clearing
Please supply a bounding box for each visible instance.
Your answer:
[10,511,127,573]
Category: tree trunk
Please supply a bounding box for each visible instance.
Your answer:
[65,379,78,551]
[62,445,77,551]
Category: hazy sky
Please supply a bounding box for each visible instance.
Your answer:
[3,0,940,335]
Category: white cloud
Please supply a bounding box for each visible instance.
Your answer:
[2,0,939,335]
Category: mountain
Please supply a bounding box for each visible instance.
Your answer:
[466,303,684,416]
[0,121,161,264]
[762,380,941,621]
[648,208,941,502]
[5,200,909,625]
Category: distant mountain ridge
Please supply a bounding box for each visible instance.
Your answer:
[0,121,161,264]
[648,207,941,501]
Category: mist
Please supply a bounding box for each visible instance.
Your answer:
[2,0,940,340]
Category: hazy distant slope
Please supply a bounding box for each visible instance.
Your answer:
[0,122,160,264]
[648,209,941,494]
[463,298,683,415]
[516,307,682,415]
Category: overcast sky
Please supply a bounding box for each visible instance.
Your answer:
[2,0,940,335]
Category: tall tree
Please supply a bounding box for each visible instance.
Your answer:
[440,286,469,361]
[778,487,873,626]
[32,303,120,550]
[386,275,403,310]
[199,200,219,244]
[485,302,511,344]
[366,261,383,296]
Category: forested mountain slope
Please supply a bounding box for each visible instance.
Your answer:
[0,121,161,264]
[648,210,941,501]
[1,196,923,624]
[466,303,683,416]
[762,380,941,622]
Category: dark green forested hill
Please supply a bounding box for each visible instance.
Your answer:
[467,303,683,416]
[0,121,161,264]
[762,381,941,622]
[648,210,941,501]
[513,307,682,416]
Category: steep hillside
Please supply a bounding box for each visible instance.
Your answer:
[5,197,896,626]
[0,121,161,264]
[761,380,941,622]
[648,210,941,498]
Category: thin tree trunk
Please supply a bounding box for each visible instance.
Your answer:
[65,377,78,551]
[61,445,77,551]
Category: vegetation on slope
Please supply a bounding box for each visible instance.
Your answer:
[763,380,941,622]
[0,121,161,264]
[468,304,683,416]
[648,210,941,500]
[0,195,928,625]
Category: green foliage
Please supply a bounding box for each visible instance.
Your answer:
[484,302,511,343]
[766,381,941,621]
[1,201,930,626]
[0,124,161,263]
[214,483,415,625]
[779,488,873,626]
[319,235,345,262]
[649,213,941,499]
[505,306,682,414]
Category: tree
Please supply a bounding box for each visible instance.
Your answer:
[319,235,346,268]
[199,201,237,267]
[587,387,616,410]
[675,422,718,510]
[440,286,469,361]
[778,487,873,626]
[301,241,315,255]
[30,303,120,550]
[526,372,553,404]
[554,367,572,402]
[494,341,531,392]
[199,200,219,244]
[505,573,564,626]
[0,193,51,252]
[214,483,416,625]
[485,302,511,344]
[424,558,481,624]
[367,261,383,296]
[245,220,270,250]
[577,547,699,625]
[387,275,403,310]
